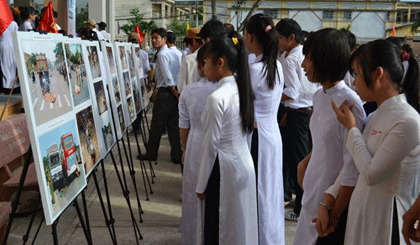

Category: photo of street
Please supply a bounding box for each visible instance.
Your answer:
[87,46,101,79]
[127,48,135,79]
[112,75,121,104]
[127,97,135,122]
[22,40,73,126]
[38,119,86,221]
[119,46,128,70]
[106,47,116,74]
[100,111,115,151]
[123,71,131,96]
[93,81,107,115]
[65,43,90,107]
[76,106,100,175]
[117,105,125,134]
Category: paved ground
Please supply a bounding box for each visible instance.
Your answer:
[6,113,297,244]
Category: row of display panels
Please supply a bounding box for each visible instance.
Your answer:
[12,31,151,225]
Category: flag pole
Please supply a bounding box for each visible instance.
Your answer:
[0,75,19,121]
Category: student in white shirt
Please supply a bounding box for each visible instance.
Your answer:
[332,40,420,245]
[196,33,258,245]
[18,6,36,32]
[166,31,182,64]
[0,21,19,92]
[293,28,365,245]
[276,18,320,221]
[85,19,105,41]
[178,45,218,245]
[243,14,285,245]
[98,22,111,42]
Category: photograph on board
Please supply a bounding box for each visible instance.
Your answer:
[127,47,136,79]
[106,46,116,74]
[38,119,86,221]
[123,71,131,96]
[112,75,121,104]
[76,106,100,174]
[87,46,101,79]
[119,46,128,70]
[93,81,108,115]
[22,40,73,126]
[117,105,126,133]
[127,97,135,122]
[100,111,115,151]
[65,43,89,107]
[132,80,141,113]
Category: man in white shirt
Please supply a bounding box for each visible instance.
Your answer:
[85,19,105,41]
[166,31,182,64]
[98,22,111,42]
[276,19,320,221]
[177,27,202,93]
[139,28,182,164]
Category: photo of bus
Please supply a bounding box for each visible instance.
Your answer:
[47,143,64,191]
[59,133,81,180]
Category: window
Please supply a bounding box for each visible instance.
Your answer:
[343,10,352,20]
[263,9,278,19]
[323,10,334,20]
[386,11,391,21]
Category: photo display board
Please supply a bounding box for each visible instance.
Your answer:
[13,32,87,225]
[114,42,136,127]
[131,44,145,112]
[100,41,126,139]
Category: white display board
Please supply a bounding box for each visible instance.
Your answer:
[13,32,87,225]
[132,44,145,112]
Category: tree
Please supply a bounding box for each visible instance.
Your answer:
[170,18,188,37]
[411,20,420,34]
[237,0,264,32]
[339,25,351,31]
[76,4,89,31]
[121,8,157,35]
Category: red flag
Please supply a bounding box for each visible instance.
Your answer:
[392,23,396,37]
[38,1,58,33]
[0,0,13,38]
[134,25,145,46]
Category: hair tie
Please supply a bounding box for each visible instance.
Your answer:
[402,51,410,62]
[232,37,238,46]
[265,25,272,33]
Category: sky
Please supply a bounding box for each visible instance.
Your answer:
[33,0,88,10]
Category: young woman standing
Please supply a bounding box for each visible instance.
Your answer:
[332,39,420,244]
[243,14,285,244]
[18,6,36,32]
[293,29,365,245]
[196,34,258,244]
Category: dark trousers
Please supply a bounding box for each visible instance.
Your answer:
[146,87,182,161]
[204,156,220,245]
[317,207,348,244]
[281,109,312,215]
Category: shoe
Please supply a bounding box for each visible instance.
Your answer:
[285,210,299,222]
[137,154,157,161]
[172,159,181,164]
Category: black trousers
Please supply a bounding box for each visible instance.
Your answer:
[282,110,312,215]
[204,156,220,245]
[317,207,348,245]
[146,87,182,161]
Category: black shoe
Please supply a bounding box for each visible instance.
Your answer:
[137,154,157,161]
[171,158,181,164]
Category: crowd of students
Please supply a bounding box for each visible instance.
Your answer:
[174,15,420,245]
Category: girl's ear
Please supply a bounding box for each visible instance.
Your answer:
[217,57,225,68]
[288,33,296,43]
[371,66,384,90]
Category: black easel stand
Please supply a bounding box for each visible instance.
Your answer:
[91,159,117,244]
[81,190,91,242]
[73,196,93,245]
[22,195,41,245]
[138,110,156,182]
[122,131,144,222]
[132,125,153,199]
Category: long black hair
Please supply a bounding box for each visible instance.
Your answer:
[20,6,34,22]
[203,34,255,133]
[246,14,279,90]
[350,39,420,113]
[303,28,351,84]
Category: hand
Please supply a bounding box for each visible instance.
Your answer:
[297,160,306,191]
[182,151,185,164]
[146,83,152,92]
[331,99,357,131]
[196,192,206,200]
[312,205,330,237]
[151,88,158,102]
[402,204,420,243]
[173,91,180,101]
[280,112,288,127]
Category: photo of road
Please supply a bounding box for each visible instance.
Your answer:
[100,111,115,151]
[123,72,131,96]
[119,46,128,70]
[117,105,125,134]
[127,97,135,122]
[65,43,90,107]
[106,47,116,74]
[76,106,100,175]
[93,81,107,115]
[38,119,86,221]
[112,75,121,104]
[87,46,101,79]
[22,40,73,126]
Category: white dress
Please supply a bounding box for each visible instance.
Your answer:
[248,54,285,245]
[293,81,365,245]
[178,78,219,245]
[18,21,33,32]
[196,75,258,245]
[344,94,420,245]
[0,21,19,89]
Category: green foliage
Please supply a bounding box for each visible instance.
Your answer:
[170,18,188,37]
[339,25,351,31]
[54,43,64,63]
[120,8,157,35]
[28,54,37,66]
[76,4,89,32]
[411,20,420,34]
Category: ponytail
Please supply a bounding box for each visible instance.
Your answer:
[204,34,255,133]
[245,14,279,90]
[402,54,420,113]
